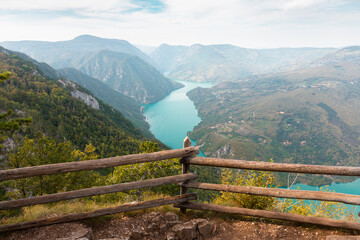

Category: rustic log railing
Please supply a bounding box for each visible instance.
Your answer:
[1,137,360,233]
[0,145,199,233]
[0,147,199,181]
[183,156,360,176]
[0,173,198,210]
[176,139,360,231]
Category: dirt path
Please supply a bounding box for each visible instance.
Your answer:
[1,211,359,240]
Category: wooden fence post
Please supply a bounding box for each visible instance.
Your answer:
[180,136,192,213]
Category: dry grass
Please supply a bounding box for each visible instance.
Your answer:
[0,192,181,225]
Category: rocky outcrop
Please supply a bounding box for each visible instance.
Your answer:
[171,218,216,240]
[128,212,217,240]
[58,78,100,110]
[213,144,234,158]
[70,90,100,110]
[58,79,76,88]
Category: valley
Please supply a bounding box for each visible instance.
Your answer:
[2,36,360,187]
[1,35,360,196]
[2,2,360,236]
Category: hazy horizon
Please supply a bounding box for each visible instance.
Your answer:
[1,0,360,48]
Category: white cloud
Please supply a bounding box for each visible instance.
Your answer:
[0,0,359,48]
[0,0,134,11]
[281,0,325,10]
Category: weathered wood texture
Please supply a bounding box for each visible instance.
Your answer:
[182,182,360,205]
[175,202,360,231]
[180,137,192,213]
[184,157,360,176]
[0,193,197,233]
[0,173,198,210]
[0,147,199,181]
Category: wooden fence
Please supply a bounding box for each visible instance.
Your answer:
[1,137,360,232]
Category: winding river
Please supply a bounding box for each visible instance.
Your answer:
[144,80,213,151]
[144,80,360,215]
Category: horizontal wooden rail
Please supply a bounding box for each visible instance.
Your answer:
[0,146,199,181]
[0,193,197,233]
[0,173,198,210]
[175,202,360,231]
[183,157,360,176]
[182,182,360,205]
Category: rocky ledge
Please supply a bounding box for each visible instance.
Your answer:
[55,212,216,240]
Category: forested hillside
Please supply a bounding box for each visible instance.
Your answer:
[0,47,146,158]
[188,60,360,185]
[0,47,182,212]
[58,67,152,137]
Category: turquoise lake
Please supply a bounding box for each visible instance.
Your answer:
[144,79,360,215]
[290,178,360,196]
[287,179,360,214]
[144,80,213,150]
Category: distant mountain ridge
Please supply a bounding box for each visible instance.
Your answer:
[1,35,154,67]
[150,44,337,82]
[73,50,183,104]
[1,35,183,104]
[312,46,360,67]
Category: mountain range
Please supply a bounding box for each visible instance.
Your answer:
[150,44,336,82]
[71,49,182,104]
[312,46,360,67]
[2,35,360,187]
[1,35,154,67]
[1,35,183,105]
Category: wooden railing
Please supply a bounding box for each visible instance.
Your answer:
[0,146,199,232]
[1,137,360,232]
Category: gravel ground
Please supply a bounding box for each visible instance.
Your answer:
[1,212,359,240]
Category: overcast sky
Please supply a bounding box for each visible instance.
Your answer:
[1,0,359,48]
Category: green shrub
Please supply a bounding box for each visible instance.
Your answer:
[213,165,276,210]
[277,186,360,221]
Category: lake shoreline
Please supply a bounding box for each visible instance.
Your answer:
[144,79,360,206]
[143,80,214,150]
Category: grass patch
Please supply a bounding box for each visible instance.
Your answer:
[0,192,183,226]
